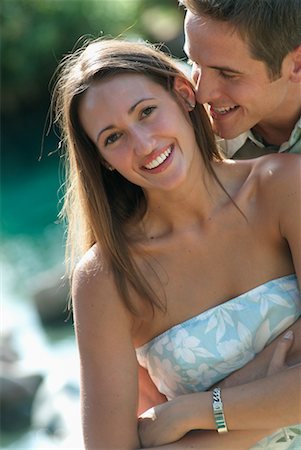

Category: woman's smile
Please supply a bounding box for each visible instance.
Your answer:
[143,145,174,171]
[79,73,197,188]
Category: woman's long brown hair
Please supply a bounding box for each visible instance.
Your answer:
[53,38,223,314]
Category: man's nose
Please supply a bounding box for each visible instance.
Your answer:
[194,68,221,105]
[191,63,201,86]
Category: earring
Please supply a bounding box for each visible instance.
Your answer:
[102,159,115,171]
[188,101,196,110]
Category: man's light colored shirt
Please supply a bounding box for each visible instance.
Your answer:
[220,116,301,159]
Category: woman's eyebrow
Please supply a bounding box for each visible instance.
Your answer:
[128,97,155,114]
[96,124,115,143]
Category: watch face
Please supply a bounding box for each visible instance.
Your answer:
[213,402,222,410]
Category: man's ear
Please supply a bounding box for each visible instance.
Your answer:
[289,45,301,83]
[173,76,196,110]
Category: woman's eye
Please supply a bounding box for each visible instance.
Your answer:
[141,106,156,118]
[104,132,121,146]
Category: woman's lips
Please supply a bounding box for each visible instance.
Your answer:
[143,145,174,171]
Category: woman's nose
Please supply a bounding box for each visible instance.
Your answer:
[132,127,155,156]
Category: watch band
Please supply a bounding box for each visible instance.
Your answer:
[212,387,228,433]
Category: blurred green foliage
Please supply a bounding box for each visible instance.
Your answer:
[1,0,185,116]
[1,0,185,236]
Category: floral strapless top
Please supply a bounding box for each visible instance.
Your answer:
[136,274,300,400]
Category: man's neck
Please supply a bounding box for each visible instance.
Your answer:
[252,84,301,146]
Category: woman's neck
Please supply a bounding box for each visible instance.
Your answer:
[141,161,229,239]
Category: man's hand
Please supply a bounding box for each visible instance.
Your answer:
[267,330,294,376]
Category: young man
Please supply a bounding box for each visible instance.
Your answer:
[180,0,301,158]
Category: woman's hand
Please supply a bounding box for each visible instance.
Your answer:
[138,331,296,448]
[138,395,196,447]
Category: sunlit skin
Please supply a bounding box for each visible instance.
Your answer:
[73,72,301,450]
[79,74,202,196]
[184,10,301,144]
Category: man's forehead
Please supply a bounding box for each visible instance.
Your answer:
[184,9,207,30]
[183,11,205,57]
[184,11,250,59]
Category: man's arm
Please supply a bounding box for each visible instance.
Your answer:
[219,318,301,388]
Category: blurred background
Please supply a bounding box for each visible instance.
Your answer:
[1,0,185,448]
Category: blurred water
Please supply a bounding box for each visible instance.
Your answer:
[1,163,82,449]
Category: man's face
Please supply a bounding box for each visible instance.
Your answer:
[184,11,293,139]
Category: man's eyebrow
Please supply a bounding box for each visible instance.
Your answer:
[182,44,243,76]
[208,65,243,74]
[96,97,156,143]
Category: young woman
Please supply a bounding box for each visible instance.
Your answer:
[53,38,301,449]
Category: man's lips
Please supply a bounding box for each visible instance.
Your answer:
[210,105,239,119]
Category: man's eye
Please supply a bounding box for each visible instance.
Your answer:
[141,106,156,118]
[105,132,122,146]
[220,71,237,80]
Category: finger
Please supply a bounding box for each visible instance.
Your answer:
[139,407,157,421]
[267,330,294,376]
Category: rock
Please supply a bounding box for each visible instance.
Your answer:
[0,333,19,363]
[31,371,81,440]
[0,373,43,431]
[0,331,44,431]
[29,266,70,326]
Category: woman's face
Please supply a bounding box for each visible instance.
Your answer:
[78,73,199,192]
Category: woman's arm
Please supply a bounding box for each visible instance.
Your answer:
[138,320,301,412]
[143,429,272,449]
[72,251,141,450]
[139,334,300,447]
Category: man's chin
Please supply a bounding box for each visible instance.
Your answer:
[213,125,243,141]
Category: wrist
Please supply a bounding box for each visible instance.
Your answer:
[178,392,215,431]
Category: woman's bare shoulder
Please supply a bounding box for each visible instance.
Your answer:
[252,153,301,185]
[240,153,300,204]
[73,244,107,285]
[72,245,110,300]
[251,153,301,218]
[72,244,134,344]
[72,244,122,316]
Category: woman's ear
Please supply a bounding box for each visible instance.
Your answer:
[289,45,301,83]
[173,76,196,111]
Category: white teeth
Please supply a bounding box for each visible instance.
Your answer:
[214,106,236,114]
[144,146,172,170]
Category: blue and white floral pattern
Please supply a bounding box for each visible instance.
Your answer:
[136,274,301,449]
